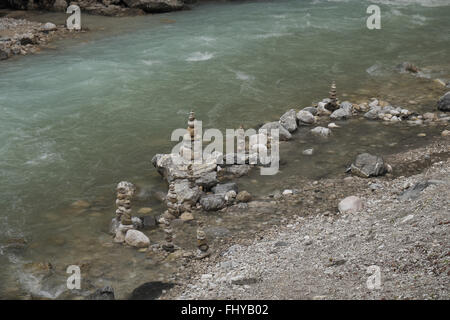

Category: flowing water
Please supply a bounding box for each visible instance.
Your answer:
[0,0,449,299]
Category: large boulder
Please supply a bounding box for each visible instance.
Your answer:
[259,122,292,141]
[437,92,450,112]
[350,153,387,178]
[279,109,297,132]
[122,0,184,13]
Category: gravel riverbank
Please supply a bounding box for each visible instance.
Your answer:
[162,137,450,300]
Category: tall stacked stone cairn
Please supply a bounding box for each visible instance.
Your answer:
[152,111,259,212]
[162,219,175,253]
[326,81,339,112]
[113,181,136,243]
[196,222,210,259]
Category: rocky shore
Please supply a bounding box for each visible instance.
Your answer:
[161,137,450,300]
[0,16,75,60]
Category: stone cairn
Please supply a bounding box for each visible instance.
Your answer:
[162,219,175,253]
[326,81,339,112]
[113,181,136,243]
[196,222,210,259]
[180,111,202,162]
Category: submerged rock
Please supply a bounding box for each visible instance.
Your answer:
[437,92,450,112]
[259,121,292,141]
[129,281,174,300]
[311,126,331,137]
[279,109,298,132]
[140,215,157,229]
[350,153,387,178]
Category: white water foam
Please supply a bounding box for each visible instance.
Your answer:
[186,52,214,62]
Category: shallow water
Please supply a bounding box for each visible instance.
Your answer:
[0,0,449,298]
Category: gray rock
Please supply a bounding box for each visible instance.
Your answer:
[398,180,446,201]
[437,92,450,112]
[303,148,314,155]
[194,171,218,190]
[132,217,143,230]
[297,110,315,125]
[140,215,157,229]
[42,22,57,32]
[174,179,202,205]
[279,109,298,132]
[259,122,292,141]
[199,194,226,211]
[350,153,387,178]
[302,107,318,116]
[109,218,120,235]
[212,182,238,195]
[330,102,352,120]
[311,126,331,137]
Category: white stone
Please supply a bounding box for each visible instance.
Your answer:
[282,189,293,196]
[338,196,364,214]
[311,126,331,137]
[328,122,339,128]
[125,229,150,248]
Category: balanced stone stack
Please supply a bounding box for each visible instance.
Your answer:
[196,226,210,259]
[179,111,202,162]
[326,81,339,112]
[162,219,175,253]
[116,181,135,225]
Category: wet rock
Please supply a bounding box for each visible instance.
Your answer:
[397,62,419,74]
[317,101,331,116]
[24,262,54,277]
[129,281,174,300]
[302,106,318,116]
[41,22,57,32]
[88,286,115,300]
[350,153,387,178]
[330,103,352,120]
[140,215,157,229]
[297,110,315,125]
[437,92,450,112]
[302,148,314,155]
[279,109,298,132]
[442,130,450,137]
[311,126,331,137]
[259,122,292,141]
[212,182,238,195]
[199,194,226,211]
[152,190,166,203]
[236,190,252,203]
[338,196,364,214]
[282,189,293,196]
[328,122,339,128]
[124,230,150,248]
